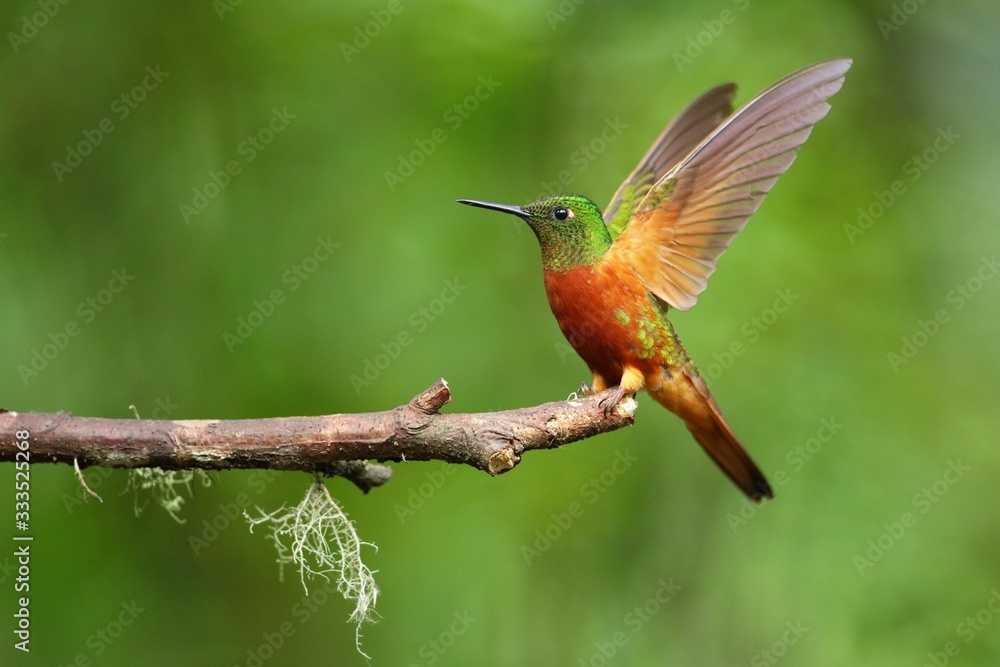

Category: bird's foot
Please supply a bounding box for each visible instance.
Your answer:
[575,382,596,398]
[598,385,629,418]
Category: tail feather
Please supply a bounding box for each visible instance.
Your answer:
[651,370,773,502]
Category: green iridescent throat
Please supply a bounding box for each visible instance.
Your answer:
[520,195,613,272]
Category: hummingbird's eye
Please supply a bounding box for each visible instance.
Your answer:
[552,207,573,221]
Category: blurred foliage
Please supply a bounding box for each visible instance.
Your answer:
[2,0,999,665]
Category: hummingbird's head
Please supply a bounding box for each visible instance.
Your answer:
[458,194,612,271]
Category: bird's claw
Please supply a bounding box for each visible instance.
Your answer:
[576,382,596,398]
[598,386,628,418]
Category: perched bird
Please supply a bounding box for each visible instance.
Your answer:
[458,59,851,501]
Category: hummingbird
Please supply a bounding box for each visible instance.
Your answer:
[459,59,851,502]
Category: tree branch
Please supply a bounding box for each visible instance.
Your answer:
[0,379,636,493]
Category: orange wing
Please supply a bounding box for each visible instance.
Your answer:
[604,83,736,240]
[606,59,852,311]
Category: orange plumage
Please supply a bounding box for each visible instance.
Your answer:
[543,253,773,501]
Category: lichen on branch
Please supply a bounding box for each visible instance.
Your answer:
[246,478,380,658]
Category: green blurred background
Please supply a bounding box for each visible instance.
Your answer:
[2,0,999,665]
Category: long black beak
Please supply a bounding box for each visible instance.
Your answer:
[457,199,527,218]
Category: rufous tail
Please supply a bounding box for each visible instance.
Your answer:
[650,370,773,502]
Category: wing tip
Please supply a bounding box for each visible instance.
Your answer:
[812,57,854,76]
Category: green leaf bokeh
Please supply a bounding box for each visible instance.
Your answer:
[2,0,999,665]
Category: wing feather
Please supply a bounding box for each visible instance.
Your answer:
[604,84,736,239]
[606,59,852,310]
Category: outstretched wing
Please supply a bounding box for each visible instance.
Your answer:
[604,84,736,240]
[606,59,852,311]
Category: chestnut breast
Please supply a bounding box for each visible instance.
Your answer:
[542,260,660,385]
